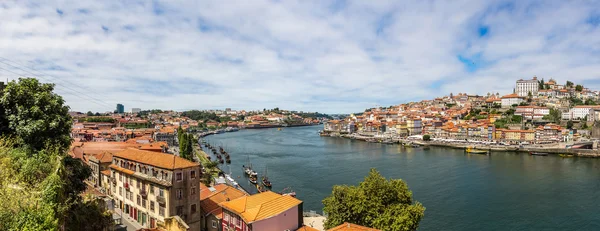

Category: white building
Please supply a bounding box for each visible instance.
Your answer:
[516,76,539,97]
[501,94,524,108]
[131,108,142,113]
[514,106,550,120]
[563,106,600,120]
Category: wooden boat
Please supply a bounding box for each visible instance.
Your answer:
[529,152,548,156]
[262,166,272,188]
[465,147,489,154]
[249,175,258,184]
[559,154,574,158]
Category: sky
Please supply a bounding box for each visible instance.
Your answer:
[1,0,600,114]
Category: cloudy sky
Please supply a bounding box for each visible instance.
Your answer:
[1,0,600,113]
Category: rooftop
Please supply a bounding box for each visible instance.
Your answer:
[328,222,380,231]
[113,148,199,170]
[220,191,302,224]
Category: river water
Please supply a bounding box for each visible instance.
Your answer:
[201,125,600,230]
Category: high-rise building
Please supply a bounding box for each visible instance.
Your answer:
[131,108,142,114]
[516,76,539,97]
[116,104,125,114]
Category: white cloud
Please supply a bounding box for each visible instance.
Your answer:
[0,0,599,113]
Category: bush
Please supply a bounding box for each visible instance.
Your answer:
[423,135,431,141]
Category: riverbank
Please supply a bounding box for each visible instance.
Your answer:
[321,132,600,157]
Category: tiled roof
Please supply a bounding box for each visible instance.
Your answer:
[113,148,199,170]
[200,185,246,219]
[328,222,380,231]
[297,226,321,231]
[220,191,302,223]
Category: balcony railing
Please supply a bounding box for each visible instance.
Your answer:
[123,182,129,190]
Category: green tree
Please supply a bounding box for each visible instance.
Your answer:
[566,81,574,88]
[86,111,94,116]
[538,79,545,90]
[527,91,533,102]
[0,78,72,152]
[567,120,574,129]
[423,135,431,141]
[94,112,101,116]
[575,84,583,92]
[323,169,425,231]
[542,108,562,123]
[201,161,219,187]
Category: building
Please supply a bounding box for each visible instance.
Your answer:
[514,106,550,120]
[563,106,600,121]
[199,184,246,231]
[535,124,562,143]
[109,148,202,230]
[87,151,113,190]
[501,94,524,108]
[220,191,303,231]
[132,108,142,114]
[328,222,380,231]
[117,103,125,114]
[516,76,539,97]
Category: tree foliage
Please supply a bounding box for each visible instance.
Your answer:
[575,84,583,92]
[567,120,574,129]
[542,108,562,123]
[566,81,574,88]
[0,78,72,152]
[0,78,111,231]
[422,135,431,141]
[323,169,425,231]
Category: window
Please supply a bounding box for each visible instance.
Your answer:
[137,195,141,205]
[177,189,183,199]
[159,206,165,217]
[212,220,217,228]
[150,201,155,212]
[119,187,122,196]
[176,172,182,181]
[176,206,184,216]
[142,199,147,208]
[137,179,140,188]
[159,189,164,197]
[190,170,196,179]
[191,187,196,195]
[191,204,197,214]
[150,185,154,194]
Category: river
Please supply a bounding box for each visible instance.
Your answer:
[201,125,600,230]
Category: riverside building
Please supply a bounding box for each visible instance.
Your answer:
[109,148,201,230]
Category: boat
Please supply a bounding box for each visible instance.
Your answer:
[530,152,548,156]
[559,154,574,158]
[277,128,282,131]
[262,166,272,188]
[465,147,489,154]
[280,187,296,197]
[249,175,258,184]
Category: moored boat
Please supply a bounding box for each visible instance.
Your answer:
[465,147,489,155]
[559,154,574,158]
[262,166,272,188]
[530,152,548,156]
[249,175,258,184]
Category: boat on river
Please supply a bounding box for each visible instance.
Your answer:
[530,152,548,156]
[465,147,489,155]
[262,166,272,188]
[249,175,258,184]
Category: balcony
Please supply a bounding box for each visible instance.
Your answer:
[123,182,129,190]
[156,195,166,205]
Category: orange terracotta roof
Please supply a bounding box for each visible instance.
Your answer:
[328,223,380,231]
[110,164,135,175]
[297,226,321,231]
[101,169,111,176]
[113,148,199,170]
[200,185,246,219]
[220,191,302,223]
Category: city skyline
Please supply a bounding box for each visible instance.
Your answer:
[1,1,600,113]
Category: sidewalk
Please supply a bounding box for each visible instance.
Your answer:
[114,208,143,231]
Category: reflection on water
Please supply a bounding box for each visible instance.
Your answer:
[202,126,600,230]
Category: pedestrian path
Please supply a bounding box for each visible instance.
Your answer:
[114,208,143,231]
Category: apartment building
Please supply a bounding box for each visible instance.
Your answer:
[501,94,524,108]
[516,76,539,97]
[110,148,201,230]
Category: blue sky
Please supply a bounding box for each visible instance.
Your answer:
[1,0,600,113]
